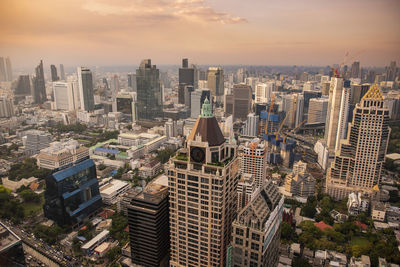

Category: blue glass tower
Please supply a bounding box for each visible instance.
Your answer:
[44,159,102,227]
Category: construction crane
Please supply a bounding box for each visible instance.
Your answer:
[332,50,364,78]
[265,95,275,135]
[275,94,298,140]
[282,120,306,143]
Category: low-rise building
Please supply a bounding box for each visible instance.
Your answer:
[1,177,38,192]
[386,206,400,224]
[81,230,110,255]
[347,192,370,216]
[94,242,111,258]
[350,255,371,267]
[138,160,162,178]
[100,179,131,205]
[284,161,315,198]
[372,201,386,222]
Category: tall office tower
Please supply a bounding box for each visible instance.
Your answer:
[165,119,177,138]
[0,57,6,81]
[307,97,328,124]
[180,85,194,108]
[116,92,136,122]
[255,82,274,104]
[77,67,95,112]
[0,97,15,118]
[0,222,26,266]
[127,73,137,91]
[224,93,234,116]
[236,68,246,83]
[128,176,169,267]
[136,59,163,121]
[33,60,47,104]
[167,99,239,267]
[230,180,283,267]
[303,91,321,121]
[324,77,344,153]
[386,61,397,81]
[14,75,31,96]
[110,74,120,96]
[44,159,102,226]
[5,57,12,81]
[24,130,52,156]
[282,93,304,128]
[350,61,360,78]
[326,84,391,200]
[242,113,259,137]
[191,89,211,118]
[207,67,224,102]
[237,173,256,212]
[179,58,196,105]
[59,64,65,80]
[50,64,59,81]
[233,84,252,121]
[335,86,351,151]
[53,81,78,111]
[321,82,330,96]
[241,138,267,188]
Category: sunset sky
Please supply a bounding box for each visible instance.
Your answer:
[1,0,399,68]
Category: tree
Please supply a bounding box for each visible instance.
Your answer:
[292,257,311,267]
[281,222,294,240]
[301,204,317,218]
[20,189,41,203]
[156,148,175,164]
[320,196,334,212]
[106,246,121,262]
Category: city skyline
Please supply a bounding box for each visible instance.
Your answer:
[1,0,399,68]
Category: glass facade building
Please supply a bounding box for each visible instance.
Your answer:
[136,59,163,121]
[44,158,102,227]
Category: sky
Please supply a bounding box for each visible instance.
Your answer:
[1,0,399,68]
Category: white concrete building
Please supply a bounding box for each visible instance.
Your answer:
[99,179,131,205]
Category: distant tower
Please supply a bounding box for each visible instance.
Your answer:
[0,57,6,81]
[59,64,65,80]
[236,173,256,212]
[77,67,95,112]
[326,84,391,200]
[5,57,12,81]
[14,75,31,97]
[233,84,252,121]
[178,58,196,105]
[207,67,224,102]
[110,74,120,97]
[350,61,360,78]
[190,88,211,118]
[136,59,163,121]
[33,60,46,104]
[50,65,59,82]
[240,138,267,188]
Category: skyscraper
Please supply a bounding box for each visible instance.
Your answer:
[335,85,351,151]
[128,176,169,267]
[5,57,12,81]
[324,77,344,153]
[53,81,79,111]
[386,61,397,81]
[282,93,304,128]
[230,180,283,267]
[136,59,163,121]
[33,60,47,104]
[242,113,259,137]
[0,57,6,81]
[326,84,391,200]
[233,84,252,121]
[110,74,120,96]
[14,75,31,97]
[350,61,360,78]
[167,99,239,266]
[0,97,15,118]
[207,67,224,102]
[77,67,95,112]
[116,92,135,122]
[255,82,274,104]
[190,89,211,118]
[240,138,267,188]
[44,159,102,226]
[307,97,328,124]
[178,58,196,105]
[50,64,59,81]
[127,73,137,91]
[236,173,256,212]
[59,64,65,80]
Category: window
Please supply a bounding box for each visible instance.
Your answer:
[251,243,259,250]
[251,233,260,241]
[235,238,243,245]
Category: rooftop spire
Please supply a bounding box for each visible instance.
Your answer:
[362,83,384,101]
[201,97,213,118]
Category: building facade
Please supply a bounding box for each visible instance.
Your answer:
[33,60,46,104]
[233,84,252,121]
[207,67,224,102]
[77,67,95,112]
[240,138,267,188]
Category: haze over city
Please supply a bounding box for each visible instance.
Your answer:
[1,0,400,68]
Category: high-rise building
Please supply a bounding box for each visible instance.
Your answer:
[5,57,12,81]
[24,130,51,156]
[14,75,31,97]
[303,91,321,121]
[324,77,344,153]
[350,61,360,78]
[282,93,304,128]
[233,84,252,121]
[326,84,391,200]
[165,119,177,139]
[77,67,95,112]
[0,57,6,82]
[236,173,256,212]
[50,64,59,81]
[207,67,224,102]
[242,113,259,137]
[230,180,283,267]
[321,82,330,96]
[116,92,136,122]
[190,88,211,118]
[386,61,397,81]
[179,58,196,105]
[33,60,47,104]
[110,74,119,96]
[167,99,239,267]
[44,159,102,226]
[52,81,79,111]
[307,97,328,124]
[335,86,351,151]
[128,175,169,267]
[0,97,15,118]
[255,82,274,104]
[240,138,267,188]
[136,59,163,121]
[127,73,137,91]
[59,64,65,80]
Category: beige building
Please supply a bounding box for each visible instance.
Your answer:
[237,174,256,212]
[284,161,315,198]
[307,97,328,124]
[167,98,239,267]
[240,138,267,188]
[37,140,89,170]
[231,180,284,267]
[371,201,386,222]
[326,84,391,200]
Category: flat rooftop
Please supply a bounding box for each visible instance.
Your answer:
[100,179,129,195]
[0,222,21,252]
